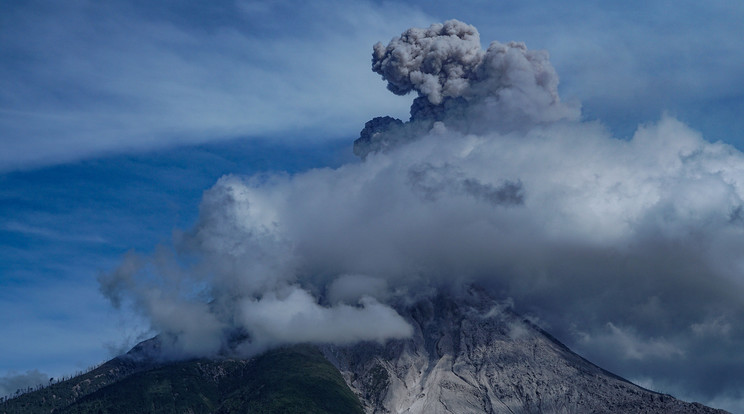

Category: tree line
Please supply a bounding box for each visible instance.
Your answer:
[0,361,104,405]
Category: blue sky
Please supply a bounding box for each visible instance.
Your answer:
[2,0,744,411]
[0,137,352,372]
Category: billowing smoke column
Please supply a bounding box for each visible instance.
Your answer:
[355,20,579,158]
[373,20,483,105]
[101,20,744,404]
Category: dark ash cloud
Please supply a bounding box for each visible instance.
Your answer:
[355,20,579,158]
[408,162,523,206]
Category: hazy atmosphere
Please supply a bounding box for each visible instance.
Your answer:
[2,1,744,412]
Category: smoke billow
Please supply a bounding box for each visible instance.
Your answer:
[101,20,744,405]
[355,20,579,158]
[372,20,482,105]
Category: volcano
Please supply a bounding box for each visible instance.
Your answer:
[2,290,727,413]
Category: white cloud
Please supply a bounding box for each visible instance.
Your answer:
[690,316,732,338]
[327,274,389,304]
[238,286,412,355]
[98,18,744,407]
[578,323,684,361]
[703,394,744,414]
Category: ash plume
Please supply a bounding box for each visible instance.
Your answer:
[355,20,579,158]
[101,20,744,406]
[372,20,482,105]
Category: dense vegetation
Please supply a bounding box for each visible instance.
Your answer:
[2,345,363,414]
[1,353,152,414]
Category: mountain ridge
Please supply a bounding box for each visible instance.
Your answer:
[1,345,361,414]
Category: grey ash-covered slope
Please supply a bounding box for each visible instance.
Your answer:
[323,291,727,414]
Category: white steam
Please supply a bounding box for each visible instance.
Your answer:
[101,20,744,404]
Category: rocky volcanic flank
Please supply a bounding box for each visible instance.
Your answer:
[322,290,728,414]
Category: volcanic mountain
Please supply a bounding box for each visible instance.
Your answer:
[5,19,740,414]
[2,290,727,413]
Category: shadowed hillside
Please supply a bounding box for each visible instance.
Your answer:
[1,345,362,414]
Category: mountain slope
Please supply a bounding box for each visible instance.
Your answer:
[1,347,158,414]
[2,292,728,414]
[322,291,727,414]
[1,345,362,414]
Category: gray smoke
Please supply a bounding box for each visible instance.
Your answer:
[407,162,523,206]
[372,20,482,105]
[356,20,579,158]
[101,20,744,408]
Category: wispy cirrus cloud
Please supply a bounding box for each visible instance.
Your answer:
[0,0,428,171]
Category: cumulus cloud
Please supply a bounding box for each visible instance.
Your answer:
[102,20,744,407]
[237,286,413,355]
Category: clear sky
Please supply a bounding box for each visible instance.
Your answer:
[2,1,744,412]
